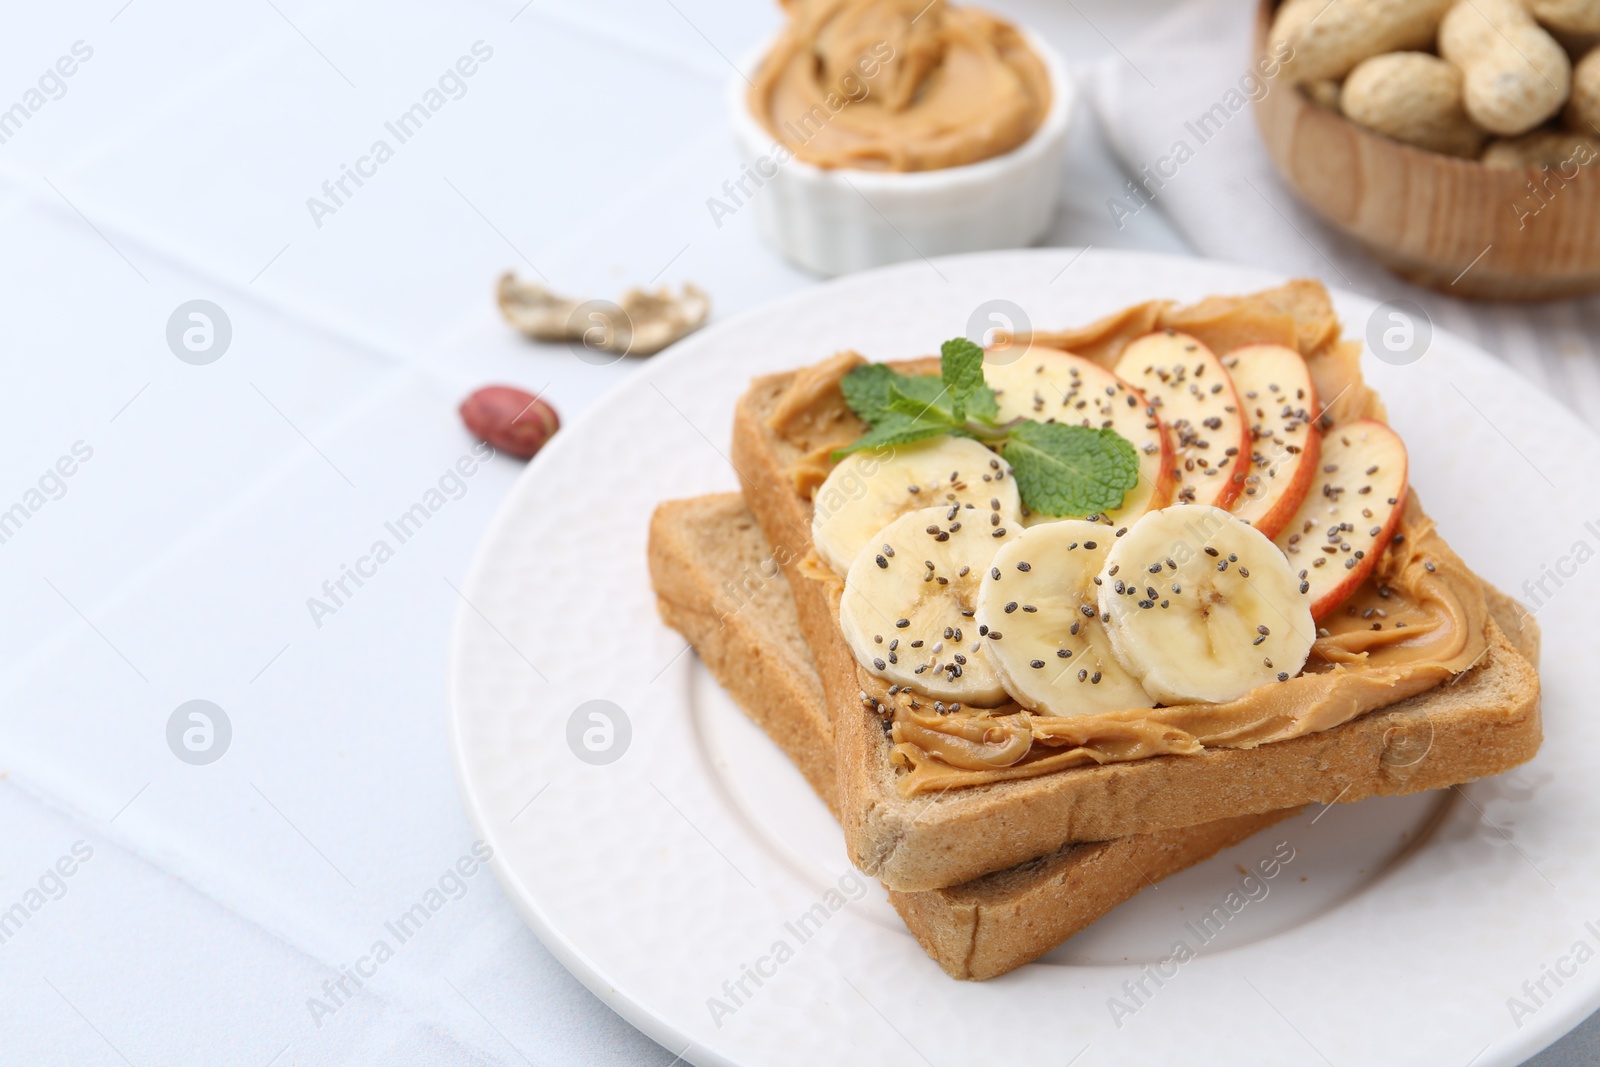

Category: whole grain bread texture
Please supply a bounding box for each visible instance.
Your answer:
[728,281,1544,891]
[648,492,1540,977]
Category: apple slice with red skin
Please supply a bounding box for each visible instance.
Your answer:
[1222,344,1322,540]
[1273,419,1409,620]
[986,347,1175,524]
[1113,331,1251,511]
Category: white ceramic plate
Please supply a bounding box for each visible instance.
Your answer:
[449,250,1600,1067]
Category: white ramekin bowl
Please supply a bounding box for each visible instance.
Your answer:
[728,31,1074,277]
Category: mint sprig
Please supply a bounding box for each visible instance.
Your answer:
[833,338,1140,518]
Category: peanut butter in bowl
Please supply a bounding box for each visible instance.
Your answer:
[727,0,1073,275]
[749,0,1053,172]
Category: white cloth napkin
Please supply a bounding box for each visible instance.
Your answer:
[1082,0,1600,431]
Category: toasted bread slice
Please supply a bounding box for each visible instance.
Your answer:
[649,495,839,814]
[729,287,1544,891]
[649,493,1297,978]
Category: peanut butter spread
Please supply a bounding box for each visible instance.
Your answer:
[768,283,1493,795]
[748,0,1052,172]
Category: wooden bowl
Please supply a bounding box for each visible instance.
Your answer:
[1252,0,1600,301]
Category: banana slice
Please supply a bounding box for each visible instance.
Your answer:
[812,436,1021,576]
[976,521,1155,715]
[986,348,1173,524]
[1099,505,1315,705]
[839,504,1020,705]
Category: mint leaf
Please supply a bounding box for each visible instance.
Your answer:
[940,338,986,420]
[839,363,900,423]
[965,384,1000,424]
[840,363,949,424]
[884,382,956,423]
[888,373,949,408]
[1002,421,1140,517]
[831,413,952,459]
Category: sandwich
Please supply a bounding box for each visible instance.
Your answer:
[723,279,1542,891]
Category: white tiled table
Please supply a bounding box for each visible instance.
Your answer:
[0,2,1591,1064]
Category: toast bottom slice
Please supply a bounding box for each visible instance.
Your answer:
[650,494,1299,979]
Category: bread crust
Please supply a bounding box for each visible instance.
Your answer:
[888,809,1295,980]
[731,352,1543,891]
